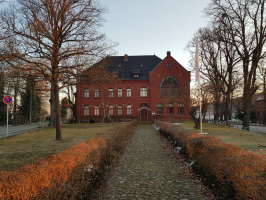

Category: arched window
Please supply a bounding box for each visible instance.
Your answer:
[159,76,181,97]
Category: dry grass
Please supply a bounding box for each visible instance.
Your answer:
[0,123,119,172]
[180,122,266,156]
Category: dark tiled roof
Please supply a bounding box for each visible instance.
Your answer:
[105,55,162,80]
[132,69,140,74]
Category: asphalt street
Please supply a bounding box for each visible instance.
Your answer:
[0,123,39,139]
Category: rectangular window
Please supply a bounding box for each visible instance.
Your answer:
[156,104,164,115]
[109,88,113,98]
[109,105,113,116]
[94,106,99,116]
[140,88,147,97]
[126,88,131,97]
[94,89,99,98]
[118,105,123,116]
[118,88,122,98]
[167,103,174,115]
[127,105,132,115]
[178,103,185,114]
[84,106,89,116]
[167,62,172,67]
[84,89,89,98]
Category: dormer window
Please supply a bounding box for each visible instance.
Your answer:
[112,70,119,78]
[132,69,140,78]
[167,62,171,67]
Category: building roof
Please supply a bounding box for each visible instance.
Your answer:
[105,55,162,80]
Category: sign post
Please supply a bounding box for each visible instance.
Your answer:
[3,96,12,137]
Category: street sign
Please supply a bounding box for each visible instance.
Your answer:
[3,96,12,137]
[3,96,12,104]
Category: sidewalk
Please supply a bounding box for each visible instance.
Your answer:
[0,123,38,139]
[231,125,266,135]
[98,124,208,200]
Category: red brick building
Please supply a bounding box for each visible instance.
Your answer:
[74,51,191,122]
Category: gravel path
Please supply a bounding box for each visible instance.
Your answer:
[98,124,208,200]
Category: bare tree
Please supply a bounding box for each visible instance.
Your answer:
[204,0,266,129]
[186,25,242,121]
[182,82,212,129]
[80,58,119,123]
[0,0,117,140]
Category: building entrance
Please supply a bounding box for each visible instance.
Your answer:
[140,103,149,121]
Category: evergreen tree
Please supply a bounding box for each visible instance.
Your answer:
[60,97,69,118]
[19,77,41,122]
[0,73,6,123]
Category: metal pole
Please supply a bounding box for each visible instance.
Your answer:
[79,85,80,123]
[30,87,32,125]
[7,104,8,137]
[199,83,202,134]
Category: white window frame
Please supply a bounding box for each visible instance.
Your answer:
[126,88,131,97]
[94,89,99,98]
[140,88,147,97]
[109,88,114,98]
[94,106,99,116]
[118,88,122,98]
[84,106,89,115]
[109,105,114,116]
[84,89,89,98]
[118,105,123,116]
[127,105,132,115]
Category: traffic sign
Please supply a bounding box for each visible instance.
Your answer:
[3,96,12,104]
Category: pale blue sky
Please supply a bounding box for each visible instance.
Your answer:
[0,0,211,71]
[100,0,211,71]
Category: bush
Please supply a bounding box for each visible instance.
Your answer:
[0,120,137,200]
[154,120,266,200]
[89,119,95,123]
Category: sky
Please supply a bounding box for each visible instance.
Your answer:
[0,0,212,73]
[99,0,211,72]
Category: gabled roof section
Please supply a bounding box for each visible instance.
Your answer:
[132,69,140,74]
[104,55,162,80]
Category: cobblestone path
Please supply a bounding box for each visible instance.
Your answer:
[98,124,208,200]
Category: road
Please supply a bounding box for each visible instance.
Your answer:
[229,125,266,135]
[0,123,39,139]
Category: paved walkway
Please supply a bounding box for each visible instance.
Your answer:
[0,123,39,139]
[98,124,208,200]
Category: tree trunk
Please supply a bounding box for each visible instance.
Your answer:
[243,98,252,129]
[224,91,231,121]
[213,90,220,120]
[49,86,56,126]
[53,82,61,140]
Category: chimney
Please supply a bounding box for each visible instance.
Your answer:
[124,54,128,61]
[167,51,171,57]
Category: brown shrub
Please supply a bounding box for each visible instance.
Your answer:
[155,120,266,199]
[0,120,137,200]
[0,138,104,200]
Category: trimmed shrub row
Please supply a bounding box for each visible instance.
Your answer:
[0,120,137,199]
[154,120,266,200]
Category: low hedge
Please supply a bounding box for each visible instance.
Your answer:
[0,120,137,199]
[154,120,266,200]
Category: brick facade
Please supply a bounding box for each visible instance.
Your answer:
[74,52,191,122]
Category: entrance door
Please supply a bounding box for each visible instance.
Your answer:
[141,109,148,121]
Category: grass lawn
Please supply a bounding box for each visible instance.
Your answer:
[180,122,266,156]
[0,123,119,172]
